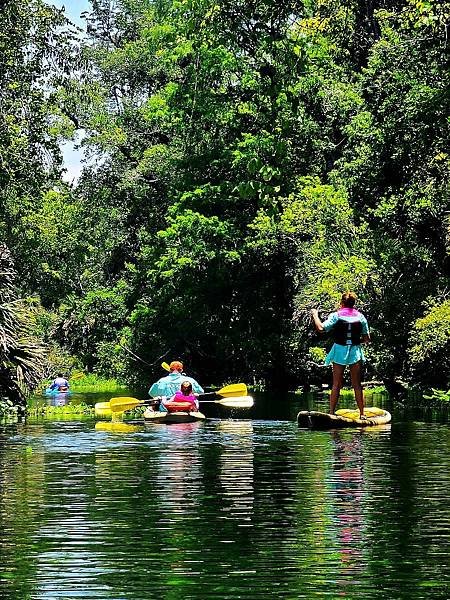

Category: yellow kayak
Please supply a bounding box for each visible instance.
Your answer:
[143,408,206,424]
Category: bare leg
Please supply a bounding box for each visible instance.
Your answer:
[349,361,364,417]
[330,363,345,415]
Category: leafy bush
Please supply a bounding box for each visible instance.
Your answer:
[423,389,450,403]
[0,245,47,406]
[408,298,450,387]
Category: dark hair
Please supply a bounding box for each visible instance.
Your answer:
[180,381,193,395]
[340,291,357,308]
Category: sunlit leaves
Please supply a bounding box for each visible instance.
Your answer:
[11,0,445,390]
[153,209,239,281]
[408,297,450,385]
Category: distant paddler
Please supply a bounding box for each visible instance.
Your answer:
[48,373,70,392]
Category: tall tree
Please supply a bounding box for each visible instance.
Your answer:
[0,0,81,302]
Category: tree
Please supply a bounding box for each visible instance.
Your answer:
[14,0,446,392]
[0,0,81,300]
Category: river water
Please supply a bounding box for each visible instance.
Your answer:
[0,392,449,599]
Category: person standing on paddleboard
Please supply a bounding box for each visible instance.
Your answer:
[311,292,370,418]
[149,361,204,411]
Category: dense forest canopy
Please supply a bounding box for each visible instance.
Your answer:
[0,0,449,398]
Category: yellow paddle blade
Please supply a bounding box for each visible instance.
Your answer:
[94,402,112,417]
[215,383,248,397]
[215,396,254,408]
[162,362,170,371]
[71,371,85,380]
[109,397,144,413]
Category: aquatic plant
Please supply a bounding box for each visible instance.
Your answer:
[68,373,127,392]
[423,389,450,403]
[28,402,95,419]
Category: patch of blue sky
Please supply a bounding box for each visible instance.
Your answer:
[46,2,93,182]
[48,0,91,29]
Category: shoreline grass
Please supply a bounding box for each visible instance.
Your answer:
[42,373,128,393]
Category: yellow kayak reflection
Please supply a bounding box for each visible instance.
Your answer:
[95,421,141,434]
[94,402,112,417]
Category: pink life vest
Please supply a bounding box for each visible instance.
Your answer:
[165,390,198,412]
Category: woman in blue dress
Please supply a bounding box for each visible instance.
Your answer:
[311,292,370,418]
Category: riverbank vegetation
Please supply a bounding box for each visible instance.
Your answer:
[0,245,47,412]
[27,402,96,420]
[41,373,127,392]
[0,0,448,403]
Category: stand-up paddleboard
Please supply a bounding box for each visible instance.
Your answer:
[297,407,391,429]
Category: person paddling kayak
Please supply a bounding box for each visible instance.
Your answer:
[311,292,370,418]
[149,361,203,411]
[49,373,70,391]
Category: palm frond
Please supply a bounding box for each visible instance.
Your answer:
[0,244,47,405]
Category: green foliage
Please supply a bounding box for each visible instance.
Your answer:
[423,389,450,403]
[27,401,95,419]
[309,347,326,364]
[1,0,448,396]
[55,285,129,375]
[65,0,450,391]
[71,374,126,391]
[0,397,23,421]
[0,1,82,296]
[0,245,47,405]
[408,298,450,386]
[42,373,126,392]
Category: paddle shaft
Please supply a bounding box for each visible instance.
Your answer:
[109,389,251,413]
[198,391,225,400]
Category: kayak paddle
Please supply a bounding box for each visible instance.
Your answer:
[109,383,249,413]
[199,383,247,398]
[198,395,254,408]
[109,397,159,413]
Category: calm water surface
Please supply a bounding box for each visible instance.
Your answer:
[0,392,449,599]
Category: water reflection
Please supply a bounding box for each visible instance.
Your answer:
[94,421,141,434]
[153,422,204,518]
[217,420,254,524]
[0,394,449,599]
[46,392,71,407]
[330,431,365,585]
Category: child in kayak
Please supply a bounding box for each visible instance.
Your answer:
[164,381,199,413]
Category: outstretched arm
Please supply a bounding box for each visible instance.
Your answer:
[311,309,324,332]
